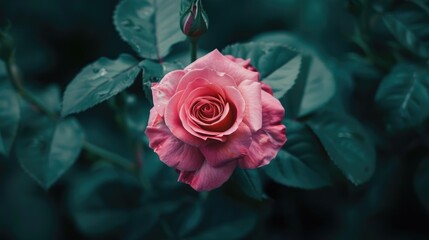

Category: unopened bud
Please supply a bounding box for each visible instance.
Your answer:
[180,0,209,38]
[0,25,15,62]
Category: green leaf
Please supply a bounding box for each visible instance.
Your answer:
[62,54,140,116]
[307,110,376,185]
[186,192,258,240]
[222,42,302,100]
[114,0,186,60]
[164,198,204,238]
[265,119,333,189]
[383,4,429,58]
[16,117,85,189]
[263,149,331,189]
[298,55,335,116]
[0,63,20,156]
[230,168,264,201]
[140,59,183,103]
[414,156,429,213]
[68,167,145,237]
[251,32,336,117]
[375,63,429,132]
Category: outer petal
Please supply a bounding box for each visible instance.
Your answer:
[238,80,262,132]
[185,49,259,84]
[152,70,186,116]
[225,55,257,72]
[260,90,285,126]
[176,68,236,93]
[145,108,204,171]
[200,123,252,167]
[238,125,286,168]
[239,91,286,169]
[261,82,274,95]
[178,160,237,191]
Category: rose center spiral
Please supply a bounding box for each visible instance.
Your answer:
[189,94,235,132]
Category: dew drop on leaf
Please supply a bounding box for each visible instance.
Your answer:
[137,7,153,18]
[133,25,142,32]
[121,19,134,27]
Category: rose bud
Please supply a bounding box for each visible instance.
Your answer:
[180,0,209,38]
[145,50,287,191]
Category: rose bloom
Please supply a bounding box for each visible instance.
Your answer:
[145,49,286,191]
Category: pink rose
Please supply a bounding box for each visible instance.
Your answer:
[145,49,286,191]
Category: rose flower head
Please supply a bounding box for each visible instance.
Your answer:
[145,49,286,191]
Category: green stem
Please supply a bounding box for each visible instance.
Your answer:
[110,93,153,190]
[160,218,176,239]
[190,37,198,62]
[5,56,59,120]
[135,142,152,190]
[83,141,134,171]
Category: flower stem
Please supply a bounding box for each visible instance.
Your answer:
[109,93,153,190]
[5,56,59,120]
[83,141,134,171]
[190,37,198,62]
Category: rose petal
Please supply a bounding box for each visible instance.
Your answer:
[225,55,257,72]
[238,80,262,132]
[185,49,259,84]
[178,160,237,191]
[145,109,204,171]
[165,91,206,146]
[152,70,186,116]
[180,84,228,141]
[260,90,285,126]
[221,86,246,135]
[176,68,236,93]
[181,85,244,139]
[200,123,252,167]
[238,125,286,169]
[239,91,286,169]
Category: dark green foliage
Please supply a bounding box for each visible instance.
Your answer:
[252,33,337,117]
[62,54,141,116]
[307,110,376,185]
[16,117,85,189]
[383,1,429,58]
[1,0,429,239]
[229,168,265,201]
[114,0,186,60]
[415,156,429,213]
[263,120,334,189]
[376,63,429,132]
[0,62,19,156]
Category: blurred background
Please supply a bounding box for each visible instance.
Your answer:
[1,0,429,239]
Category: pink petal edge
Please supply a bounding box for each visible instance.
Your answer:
[178,160,237,191]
